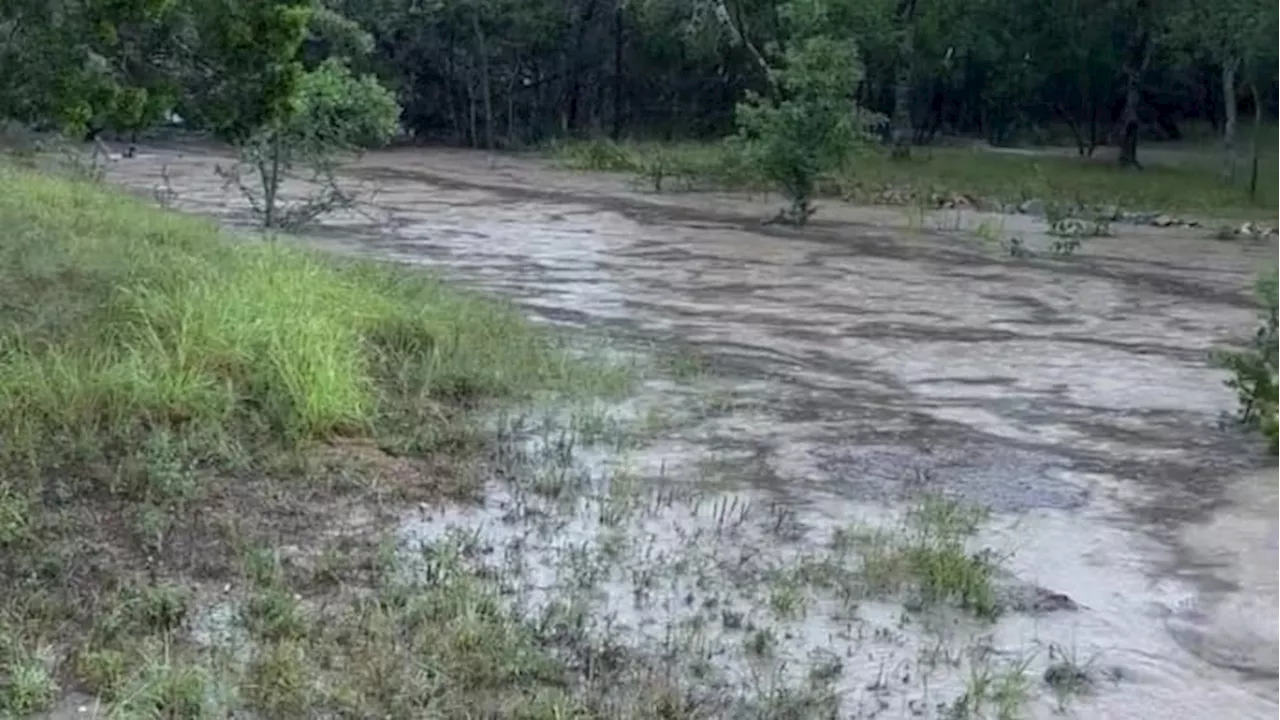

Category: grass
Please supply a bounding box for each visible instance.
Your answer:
[833,495,1002,620]
[0,164,630,717]
[548,136,1278,221]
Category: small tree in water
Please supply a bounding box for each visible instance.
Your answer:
[733,34,876,226]
[218,58,400,231]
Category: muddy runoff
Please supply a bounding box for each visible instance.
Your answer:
[102,145,1277,719]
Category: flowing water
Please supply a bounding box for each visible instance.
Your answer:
[103,145,1277,719]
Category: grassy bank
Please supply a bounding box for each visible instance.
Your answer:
[0,166,630,716]
[549,137,1278,221]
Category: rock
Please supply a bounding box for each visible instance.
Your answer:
[1018,198,1045,215]
[970,196,999,212]
[1030,589,1080,612]
[1152,214,1176,227]
[1095,204,1121,222]
[994,578,1080,614]
[1044,662,1092,690]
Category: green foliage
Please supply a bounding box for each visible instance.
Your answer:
[180,0,315,141]
[0,0,184,135]
[733,33,878,224]
[0,0,318,142]
[284,58,401,152]
[1212,271,1279,453]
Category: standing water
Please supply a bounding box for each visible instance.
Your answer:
[104,145,1277,718]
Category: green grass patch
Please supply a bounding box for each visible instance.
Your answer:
[832,495,1001,619]
[0,165,628,470]
[548,137,1278,220]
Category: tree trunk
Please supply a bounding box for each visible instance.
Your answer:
[1117,15,1152,169]
[467,81,478,148]
[1087,89,1099,156]
[713,0,774,92]
[611,2,625,140]
[564,0,601,135]
[1221,58,1240,183]
[472,13,494,150]
[506,68,518,147]
[1249,80,1262,201]
[889,0,918,159]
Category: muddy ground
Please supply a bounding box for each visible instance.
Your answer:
[93,144,1278,719]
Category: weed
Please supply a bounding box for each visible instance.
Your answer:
[243,588,310,642]
[246,639,311,716]
[0,643,58,716]
[847,496,1001,619]
[0,482,31,546]
[950,651,1033,720]
[1044,642,1103,712]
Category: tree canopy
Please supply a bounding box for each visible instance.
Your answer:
[2,0,1276,160]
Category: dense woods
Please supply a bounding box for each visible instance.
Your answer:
[1,0,1276,160]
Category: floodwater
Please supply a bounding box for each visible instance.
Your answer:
[103,145,1277,718]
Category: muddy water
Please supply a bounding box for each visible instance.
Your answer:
[104,145,1276,718]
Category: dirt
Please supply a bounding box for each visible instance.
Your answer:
[97,143,1278,719]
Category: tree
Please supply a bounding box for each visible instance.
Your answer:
[218,57,401,230]
[734,24,877,224]
[0,0,316,146]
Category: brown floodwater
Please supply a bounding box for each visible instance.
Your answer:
[101,144,1278,719]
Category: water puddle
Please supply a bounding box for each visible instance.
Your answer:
[103,145,1277,718]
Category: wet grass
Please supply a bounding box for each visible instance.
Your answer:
[827,496,1002,619]
[548,138,1278,221]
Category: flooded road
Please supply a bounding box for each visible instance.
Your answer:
[104,145,1276,718]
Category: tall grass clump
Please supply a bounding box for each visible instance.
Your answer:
[0,165,627,473]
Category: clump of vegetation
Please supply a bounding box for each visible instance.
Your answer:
[838,495,1002,619]
[1212,270,1279,453]
[1043,642,1108,713]
[549,137,640,173]
[949,652,1035,720]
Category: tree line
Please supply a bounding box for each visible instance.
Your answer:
[1,0,1276,169]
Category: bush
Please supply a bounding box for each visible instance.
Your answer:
[1212,270,1278,453]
